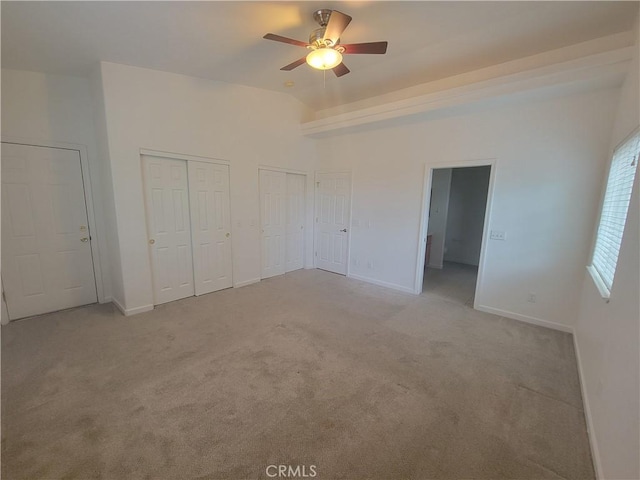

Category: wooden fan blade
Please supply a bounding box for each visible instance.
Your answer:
[281,57,307,71]
[323,10,352,45]
[332,62,350,77]
[342,41,388,55]
[263,33,309,48]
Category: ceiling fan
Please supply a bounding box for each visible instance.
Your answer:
[263,9,388,77]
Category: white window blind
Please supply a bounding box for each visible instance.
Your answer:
[590,130,639,296]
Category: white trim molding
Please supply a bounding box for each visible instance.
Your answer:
[475,304,574,333]
[140,148,230,165]
[258,165,308,175]
[572,331,604,479]
[233,278,261,288]
[586,265,611,301]
[348,273,416,295]
[111,298,154,316]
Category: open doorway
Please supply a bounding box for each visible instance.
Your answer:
[415,162,494,306]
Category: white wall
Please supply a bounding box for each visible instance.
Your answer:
[316,87,618,329]
[426,168,451,268]
[574,24,639,479]
[89,67,124,307]
[444,166,491,266]
[95,62,316,313]
[1,69,111,302]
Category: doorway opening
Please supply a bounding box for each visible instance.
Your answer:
[416,162,495,307]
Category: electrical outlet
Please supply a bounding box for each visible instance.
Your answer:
[527,293,537,303]
[490,230,506,241]
[367,261,374,269]
[354,258,360,267]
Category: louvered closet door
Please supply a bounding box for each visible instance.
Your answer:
[142,156,195,304]
[260,170,286,278]
[1,143,98,320]
[188,161,233,295]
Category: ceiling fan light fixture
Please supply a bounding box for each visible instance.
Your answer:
[306,47,342,70]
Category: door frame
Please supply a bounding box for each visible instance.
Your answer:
[140,149,233,305]
[313,170,353,275]
[1,136,108,308]
[258,166,308,279]
[414,159,497,307]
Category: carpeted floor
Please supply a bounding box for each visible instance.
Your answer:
[2,269,593,479]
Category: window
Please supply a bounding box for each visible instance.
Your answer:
[588,129,639,298]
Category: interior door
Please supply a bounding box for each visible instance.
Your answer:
[315,172,351,275]
[1,143,97,320]
[285,173,305,273]
[142,156,195,304]
[260,170,286,278]
[188,161,233,295]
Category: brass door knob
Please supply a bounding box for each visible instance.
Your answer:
[81,237,89,243]
[149,239,155,245]
[226,232,230,238]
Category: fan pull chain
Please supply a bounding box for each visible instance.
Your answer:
[323,69,326,89]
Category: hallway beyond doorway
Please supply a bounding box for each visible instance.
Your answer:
[423,261,478,306]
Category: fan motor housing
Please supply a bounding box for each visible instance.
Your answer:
[312,9,332,27]
[309,28,328,47]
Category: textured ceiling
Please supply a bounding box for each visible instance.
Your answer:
[2,1,638,110]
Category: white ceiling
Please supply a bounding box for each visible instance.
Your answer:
[2,1,638,111]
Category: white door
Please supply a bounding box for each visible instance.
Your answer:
[285,174,305,273]
[188,161,233,295]
[260,170,286,278]
[1,143,97,320]
[315,172,351,275]
[142,156,195,304]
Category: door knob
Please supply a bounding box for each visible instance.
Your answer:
[226,232,230,238]
[340,228,347,232]
[80,237,89,242]
[149,239,155,245]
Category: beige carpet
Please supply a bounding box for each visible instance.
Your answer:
[2,269,593,479]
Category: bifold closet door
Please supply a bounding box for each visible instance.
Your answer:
[142,156,195,304]
[260,170,286,278]
[188,161,233,295]
[285,173,305,272]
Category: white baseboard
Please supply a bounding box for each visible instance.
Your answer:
[112,298,126,315]
[233,278,261,288]
[572,331,603,479]
[348,273,416,294]
[99,296,113,304]
[112,298,154,316]
[304,265,315,270]
[474,304,574,333]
